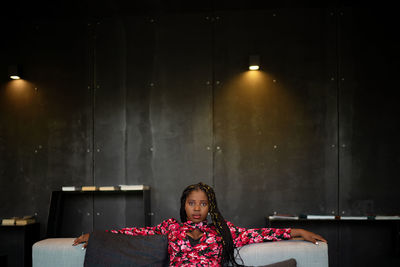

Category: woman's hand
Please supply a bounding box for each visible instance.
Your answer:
[72,233,90,248]
[291,229,327,244]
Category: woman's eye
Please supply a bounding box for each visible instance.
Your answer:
[201,203,208,207]
[188,202,194,206]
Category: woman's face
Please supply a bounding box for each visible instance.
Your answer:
[185,189,209,223]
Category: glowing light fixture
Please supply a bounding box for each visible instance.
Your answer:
[249,55,260,70]
[8,65,22,80]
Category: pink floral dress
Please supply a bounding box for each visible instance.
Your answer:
[110,218,291,266]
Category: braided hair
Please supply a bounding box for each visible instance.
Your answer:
[180,182,243,266]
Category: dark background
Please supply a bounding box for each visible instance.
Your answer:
[0,0,399,266]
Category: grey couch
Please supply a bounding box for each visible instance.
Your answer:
[33,238,328,267]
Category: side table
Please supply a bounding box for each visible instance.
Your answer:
[0,223,40,267]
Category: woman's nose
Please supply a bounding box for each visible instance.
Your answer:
[194,204,200,210]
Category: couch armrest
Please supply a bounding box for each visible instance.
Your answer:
[33,238,86,267]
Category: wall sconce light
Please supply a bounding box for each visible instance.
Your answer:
[8,65,22,80]
[249,55,260,70]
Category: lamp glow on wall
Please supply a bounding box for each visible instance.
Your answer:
[8,65,22,80]
[249,55,260,70]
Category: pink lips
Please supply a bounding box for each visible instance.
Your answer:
[192,215,201,219]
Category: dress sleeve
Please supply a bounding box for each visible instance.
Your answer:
[226,221,292,248]
[108,218,176,236]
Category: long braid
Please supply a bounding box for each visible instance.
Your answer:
[180,182,243,266]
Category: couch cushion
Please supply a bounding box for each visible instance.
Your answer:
[84,231,169,267]
[261,258,297,267]
[236,240,328,267]
[33,238,86,267]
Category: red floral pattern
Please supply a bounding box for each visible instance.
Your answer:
[110,218,291,266]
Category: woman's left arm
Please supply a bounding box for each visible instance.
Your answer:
[227,221,292,248]
[290,228,327,244]
[227,222,327,247]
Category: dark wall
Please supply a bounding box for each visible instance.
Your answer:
[0,2,399,266]
[213,8,338,224]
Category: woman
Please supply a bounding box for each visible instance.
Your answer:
[73,182,327,266]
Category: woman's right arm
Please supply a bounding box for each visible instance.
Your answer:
[72,226,161,248]
[72,218,176,248]
[109,218,177,236]
[109,225,160,236]
[72,233,90,248]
